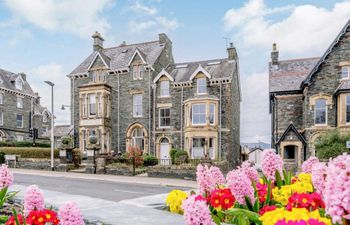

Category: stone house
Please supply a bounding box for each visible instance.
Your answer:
[68,32,241,166]
[0,68,51,141]
[43,125,73,148]
[269,19,350,169]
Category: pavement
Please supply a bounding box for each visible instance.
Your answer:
[9,169,198,225]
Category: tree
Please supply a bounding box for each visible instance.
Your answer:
[315,129,350,159]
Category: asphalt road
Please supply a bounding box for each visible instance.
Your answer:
[14,173,188,202]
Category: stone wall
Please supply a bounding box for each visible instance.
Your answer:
[11,158,60,170]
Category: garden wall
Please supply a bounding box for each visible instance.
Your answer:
[11,158,60,170]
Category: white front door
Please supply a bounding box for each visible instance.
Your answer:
[160,139,170,165]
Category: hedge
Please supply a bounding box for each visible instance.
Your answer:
[0,147,59,159]
[0,141,51,148]
[143,155,158,166]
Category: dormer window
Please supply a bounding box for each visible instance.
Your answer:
[197,78,207,94]
[160,80,170,97]
[341,66,350,79]
[132,65,143,80]
[43,113,48,123]
[15,78,23,90]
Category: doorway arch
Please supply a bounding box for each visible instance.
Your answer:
[126,123,149,153]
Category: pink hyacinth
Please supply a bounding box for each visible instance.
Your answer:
[302,156,319,173]
[311,162,327,196]
[58,201,85,225]
[196,164,224,195]
[182,194,215,225]
[323,153,350,224]
[0,164,13,188]
[262,149,283,181]
[24,185,45,214]
[226,169,255,205]
[240,161,259,183]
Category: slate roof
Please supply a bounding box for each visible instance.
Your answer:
[43,125,73,138]
[0,68,35,96]
[335,80,350,93]
[70,41,165,75]
[167,59,236,82]
[269,57,319,93]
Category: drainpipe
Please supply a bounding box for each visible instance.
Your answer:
[153,84,156,156]
[148,69,151,155]
[72,77,75,148]
[219,83,222,161]
[180,86,184,149]
[118,73,120,153]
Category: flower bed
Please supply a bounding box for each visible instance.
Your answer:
[0,164,85,225]
[164,150,350,225]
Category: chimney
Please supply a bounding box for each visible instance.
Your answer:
[34,92,40,104]
[92,31,104,51]
[119,41,127,47]
[159,33,172,45]
[271,43,279,65]
[227,42,237,60]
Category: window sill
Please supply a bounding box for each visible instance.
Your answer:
[159,126,171,129]
[133,115,143,118]
[159,96,171,98]
[196,93,207,96]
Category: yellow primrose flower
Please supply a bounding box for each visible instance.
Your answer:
[165,190,188,214]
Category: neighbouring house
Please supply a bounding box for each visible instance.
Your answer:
[43,125,73,148]
[241,142,270,169]
[269,19,350,170]
[68,32,241,167]
[0,68,51,142]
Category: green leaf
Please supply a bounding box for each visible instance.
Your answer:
[237,215,248,225]
[244,196,254,211]
[275,170,283,188]
[12,208,20,225]
[224,208,262,224]
[264,180,271,206]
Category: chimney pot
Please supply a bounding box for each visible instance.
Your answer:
[227,43,237,60]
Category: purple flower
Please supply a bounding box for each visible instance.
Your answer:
[58,201,85,225]
[262,149,283,181]
[196,164,225,195]
[182,195,214,225]
[240,161,259,183]
[24,185,45,214]
[311,162,327,196]
[302,156,319,173]
[0,164,13,188]
[226,169,255,205]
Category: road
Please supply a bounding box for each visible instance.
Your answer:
[14,173,189,202]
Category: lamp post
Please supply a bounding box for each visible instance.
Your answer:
[45,81,55,171]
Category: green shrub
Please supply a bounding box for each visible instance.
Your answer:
[61,137,71,146]
[174,150,189,163]
[170,148,179,164]
[0,147,59,158]
[315,129,350,159]
[0,141,50,148]
[143,155,158,166]
[0,152,4,164]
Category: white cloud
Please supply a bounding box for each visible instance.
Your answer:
[29,63,70,124]
[127,1,179,34]
[128,1,158,15]
[4,0,113,37]
[223,0,350,55]
[240,72,271,143]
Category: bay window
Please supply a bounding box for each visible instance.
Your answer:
[314,99,327,125]
[209,103,215,124]
[192,104,206,125]
[89,94,96,116]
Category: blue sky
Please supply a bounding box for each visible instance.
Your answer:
[0,0,349,143]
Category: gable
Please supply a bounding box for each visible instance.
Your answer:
[189,65,211,80]
[128,49,147,66]
[277,123,306,145]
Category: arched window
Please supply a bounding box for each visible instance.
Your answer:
[131,127,144,151]
[161,137,169,144]
[314,99,327,125]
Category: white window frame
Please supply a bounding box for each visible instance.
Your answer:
[314,99,327,125]
[132,65,143,80]
[89,94,96,116]
[209,103,215,125]
[15,78,23,90]
[197,78,207,95]
[0,93,3,104]
[16,114,23,128]
[17,97,23,108]
[0,112,3,126]
[346,94,350,124]
[133,94,143,117]
[98,94,102,116]
[159,108,171,128]
[82,95,87,117]
[341,66,350,79]
[160,80,170,97]
[192,104,206,125]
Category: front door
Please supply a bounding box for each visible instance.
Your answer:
[192,138,205,159]
[160,138,170,165]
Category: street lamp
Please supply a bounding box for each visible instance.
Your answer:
[44,81,55,171]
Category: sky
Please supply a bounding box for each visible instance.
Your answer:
[0,0,350,144]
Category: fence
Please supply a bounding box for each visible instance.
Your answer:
[158,158,205,166]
